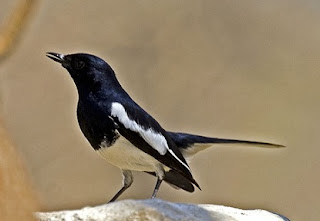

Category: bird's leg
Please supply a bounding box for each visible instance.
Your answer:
[151,178,163,199]
[151,165,165,199]
[108,170,133,203]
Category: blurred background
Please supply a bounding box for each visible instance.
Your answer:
[1,0,319,220]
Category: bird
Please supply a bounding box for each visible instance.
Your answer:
[46,52,284,202]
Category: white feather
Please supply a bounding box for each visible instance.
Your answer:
[111,102,167,155]
[98,136,162,172]
[110,102,190,172]
[181,143,212,159]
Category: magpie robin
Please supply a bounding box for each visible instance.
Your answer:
[46,52,284,202]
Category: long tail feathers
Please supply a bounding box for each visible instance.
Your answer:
[168,132,284,158]
[200,137,284,148]
[164,131,284,189]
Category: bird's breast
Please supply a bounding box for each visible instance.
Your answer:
[97,135,164,172]
[77,101,118,150]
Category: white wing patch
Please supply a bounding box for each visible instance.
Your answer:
[111,102,167,155]
[110,102,190,171]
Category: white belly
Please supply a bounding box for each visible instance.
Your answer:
[97,136,161,172]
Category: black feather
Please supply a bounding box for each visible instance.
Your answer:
[169,132,284,150]
[146,170,195,192]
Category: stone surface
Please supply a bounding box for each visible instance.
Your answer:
[36,199,289,221]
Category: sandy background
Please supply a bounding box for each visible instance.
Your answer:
[1,1,319,220]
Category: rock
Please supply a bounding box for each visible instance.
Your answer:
[36,199,289,221]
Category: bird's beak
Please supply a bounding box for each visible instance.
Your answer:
[46,52,65,63]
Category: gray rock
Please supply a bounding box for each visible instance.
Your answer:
[36,199,289,221]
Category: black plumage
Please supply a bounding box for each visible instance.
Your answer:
[46,52,283,202]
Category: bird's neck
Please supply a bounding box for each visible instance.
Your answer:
[76,77,128,103]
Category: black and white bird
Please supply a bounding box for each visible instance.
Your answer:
[46,52,283,202]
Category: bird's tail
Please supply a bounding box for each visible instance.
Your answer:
[146,170,195,192]
[168,132,284,158]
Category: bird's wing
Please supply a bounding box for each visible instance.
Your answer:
[168,132,284,158]
[145,170,195,192]
[110,102,199,188]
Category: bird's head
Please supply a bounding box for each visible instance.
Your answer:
[46,52,119,94]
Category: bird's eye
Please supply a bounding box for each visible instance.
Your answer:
[74,60,85,70]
